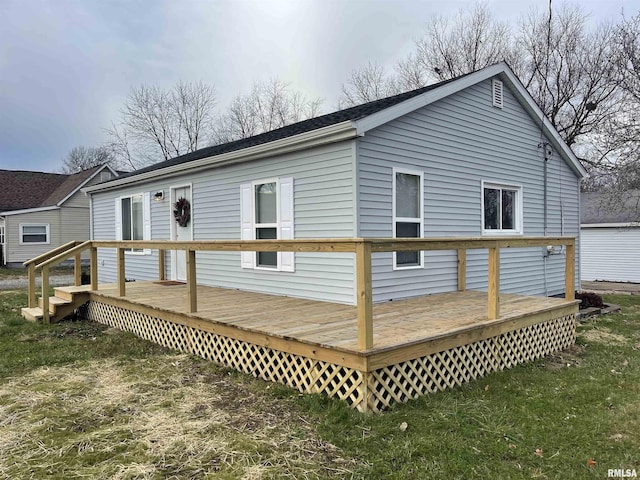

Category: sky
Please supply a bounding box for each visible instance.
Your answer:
[1,0,638,173]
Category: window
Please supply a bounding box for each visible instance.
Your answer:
[116,193,150,253]
[393,169,424,269]
[20,224,49,244]
[240,178,294,272]
[255,182,278,268]
[0,225,4,245]
[482,182,523,235]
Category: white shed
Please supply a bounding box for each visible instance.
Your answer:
[581,191,640,283]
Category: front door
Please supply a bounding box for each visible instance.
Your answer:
[170,185,192,281]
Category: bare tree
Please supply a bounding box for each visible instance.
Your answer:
[61,145,118,173]
[337,61,402,108]
[412,3,517,82]
[516,5,621,148]
[212,79,323,144]
[108,81,217,168]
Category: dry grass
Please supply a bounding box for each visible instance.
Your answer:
[0,354,357,479]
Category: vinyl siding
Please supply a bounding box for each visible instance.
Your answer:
[91,141,356,304]
[581,227,640,283]
[357,77,581,302]
[62,189,90,208]
[4,210,61,263]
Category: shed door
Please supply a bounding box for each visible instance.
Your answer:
[170,186,192,282]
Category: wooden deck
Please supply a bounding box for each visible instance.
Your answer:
[86,281,566,350]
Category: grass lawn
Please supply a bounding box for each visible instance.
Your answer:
[1,290,639,479]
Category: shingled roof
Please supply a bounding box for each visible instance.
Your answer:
[0,165,103,213]
[581,191,640,224]
[119,74,463,180]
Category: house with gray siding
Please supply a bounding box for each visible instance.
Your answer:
[84,62,586,305]
[0,165,117,267]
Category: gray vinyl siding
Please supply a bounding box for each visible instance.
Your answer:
[62,190,90,208]
[3,206,92,264]
[581,227,640,283]
[357,77,581,302]
[91,141,356,304]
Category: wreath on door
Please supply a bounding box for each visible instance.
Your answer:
[173,197,191,227]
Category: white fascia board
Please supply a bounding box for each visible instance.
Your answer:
[581,222,638,228]
[0,205,60,216]
[354,61,588,179]
[57,164,115,205]
[83,121,359,194]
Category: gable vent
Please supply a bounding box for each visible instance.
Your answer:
[492,79,504,109]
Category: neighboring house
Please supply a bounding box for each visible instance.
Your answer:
[84,62,586,305]
[581,191,640,283]
[0,165,117,267]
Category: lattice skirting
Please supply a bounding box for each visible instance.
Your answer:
[82,301,576,413]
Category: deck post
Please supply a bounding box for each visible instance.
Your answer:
[158,249,165,281]
[42,265,50,325]
[187,249,197,313]
[355,240,373,350]
[487,245,500,320]
[27,263,36,308]
[457,248,466,291]
[565,242,575,301]
[117,248,126,296]
[90,246,98,291]
[74,253,82,286]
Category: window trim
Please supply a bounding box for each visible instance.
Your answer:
[481,181,524,236]
[19,223,50,245]
[392,167,424,270]
[252,177,280,270]
[118,193,150,255]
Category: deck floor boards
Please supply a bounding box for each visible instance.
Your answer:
[69,281,573,354]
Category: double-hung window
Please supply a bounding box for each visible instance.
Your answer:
[482,182,523,235]
[0,225,5,245]
[254,181,278,268]
[20,224,49,244]
[116,193,151,254]
[240,177,294,272]
[393,168,424,269]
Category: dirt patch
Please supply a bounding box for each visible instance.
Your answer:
[0,354,357,479]
[545,344,586,370]
[580,326,628,346]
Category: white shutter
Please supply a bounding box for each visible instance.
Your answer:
[143,192,151,254]
[278,177,295,272]
[114,198,122,241]
[240,183,254,268]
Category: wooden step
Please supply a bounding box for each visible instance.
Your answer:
[54,285,92,301]
[21,307,44,322]
[39,296,72,315]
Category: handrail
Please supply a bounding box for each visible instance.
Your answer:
[36,240,92,269]
[23,240,79,267]
[25,236,577,347]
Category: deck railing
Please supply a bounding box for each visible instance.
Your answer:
[26,237,576,347]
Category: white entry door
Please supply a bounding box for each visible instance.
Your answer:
[170,185,192,281]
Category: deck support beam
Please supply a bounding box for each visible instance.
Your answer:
[158,249,165,281]
[356,240,373,350]
[117,248,126,297]
[488,246,500,320]
[565,243,575,301]
[187,250,197,313]
[74,253,82,286]
[42,265,50,325]
[457,248,466,291]
[27,263,36,308]
[90,247,98,291]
